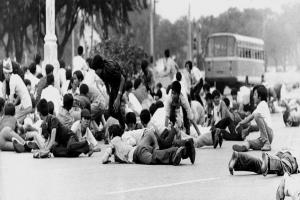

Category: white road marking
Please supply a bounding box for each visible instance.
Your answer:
[105,177,220,195]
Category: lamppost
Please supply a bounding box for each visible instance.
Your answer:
[43,0,59,88]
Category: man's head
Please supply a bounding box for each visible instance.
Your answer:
[63,93,74,111]
[134,78,142,90]
[73,70,84,87]
[212,89,221,106]
[4,103,15,116]
[125,112,137,130]
[59,60,66,69]
[149,103,157,116]
[78,46,84,56]
[140,109,151,127]
[91,54,104,74]
[24,79,31,92]
[66,69,72,80]
[185,60,193,72]
[37,99,49,119]
[203,83,210,94]
[46,74,54,86]
[3,58,13,82]
[125,81,133,92]
[35,54,41,65]
[47,101,54,115]
[176,72,182,82]
[81,109,91,129]
[29,62,36,75]
[164,49,170,58]
[253,85,268,105]
[231,88,238,100]
[79,84,89,96]
[45,64,54,75]
[154,89,162,101]
[108,124,124,139]
[171,81,181,104]
[141,59,148,72]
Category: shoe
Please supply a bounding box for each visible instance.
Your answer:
[26,141,39,150]
[172,146,184,166]
[186,138,196,164]
[213,129,219,149]
[261,142,271,151]
[232,144,248,152]
[228,151,239,175]
[217,129,223,148]
[12,137,25,153]
[261,152,269,176]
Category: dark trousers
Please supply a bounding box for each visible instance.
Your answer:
[133,145,178,165]
[234,152,263,174]
[109,87,125,129]
[191,78,204,106]
[155,127,177,149]
[215,117,243,141]
[51,135,90,157]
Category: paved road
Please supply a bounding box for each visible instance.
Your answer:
[0,113,299,200]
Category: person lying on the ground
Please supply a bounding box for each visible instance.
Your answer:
[102,124,195,165]
[276,173,300,200]
[187,126,222,149]
[228,150,299,176]
[34,99,94,158]
[165,81,201,136]
[71,109,101,152]
[233,85,273,152]
[282,99,300,127]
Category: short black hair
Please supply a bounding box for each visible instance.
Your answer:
[156,100,164,109]
[134,78,142,90]
[140,109,151,125]
[66,69,72,80]
[73,70,84,82]
[29,63,36,74]
[205,93,213,100]
[164,49,170,58]
[4,103,15,116]
[125,81,133,92]
[37,99,49,116]
[156,82,162,89]
[212,90,221,99]
[108,124,124,138]
[45,64,54,75]
[176,72,182,81]
[91,54,104,71]
[149,103,157,116]
[24,79,31,86]
[125,112,136,125]
[35,54,41,64]
[47,101,54,115]
[231,88,238,96]
[155,89,162,99]
[79,84,89,95]
[46,74,54,86]
[223,97,230,107]
[0,97,5,113]
[253,85,268,102]
[203,83,210,92]
[86,58,93,68]
[36,73,43,79]
[78,46,83,55]
[171,81,181,95]
[59,59,66,69]
[185,60,193,70]
[63,93,74,111]
[141,60,148,71]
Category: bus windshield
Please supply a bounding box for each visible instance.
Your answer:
[207,36,235,57]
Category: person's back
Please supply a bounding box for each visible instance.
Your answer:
[72,46,88,74]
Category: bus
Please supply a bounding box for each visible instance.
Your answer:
[204,33,265,91]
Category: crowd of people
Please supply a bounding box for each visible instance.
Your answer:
[0,46,299,199]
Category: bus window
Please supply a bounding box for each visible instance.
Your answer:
[214,36,227,57]
[227,37,235,56]
[208,38,214,57]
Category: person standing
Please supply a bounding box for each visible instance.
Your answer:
[162,49,178,81]
[91,55,125,128]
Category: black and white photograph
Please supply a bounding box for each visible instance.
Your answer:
[0,0,300,199]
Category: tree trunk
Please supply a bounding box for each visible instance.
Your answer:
[13,30,24,63]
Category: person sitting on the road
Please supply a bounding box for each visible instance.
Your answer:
[102,124,195,165]
[228,150,299,176]
[233,85,273,152]
[124,112,143,131]
[35,99,94,158]
[282,99,300,127]
[57,94,75,129]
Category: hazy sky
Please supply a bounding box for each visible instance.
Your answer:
[156,0,298,23]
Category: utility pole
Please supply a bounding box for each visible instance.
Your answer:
[187,1,192,61]
[150,0,154,63]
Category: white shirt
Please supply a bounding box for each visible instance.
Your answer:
[36,64,42,76]
[58,68,66,88]
[8,74,32,109]
[128,92,142,115]
[83,69,99,88]
[149,107,166,135]
[191,66,203,84]
[24,71,39,94]
[253,101,272,128]
[71,120,98,146]
[41,85,62,115]
[163,57,178,79]
[121,128,145,146]
[72,55,89,74]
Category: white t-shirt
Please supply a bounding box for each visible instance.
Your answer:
[121,128,145,146]
[9,74,32,109]
[24,71,39,93]
[253,101,272,128]
[149,107,166,135]
[72,55,89,74]
[128,92,142,115]
[41,85,62,115]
